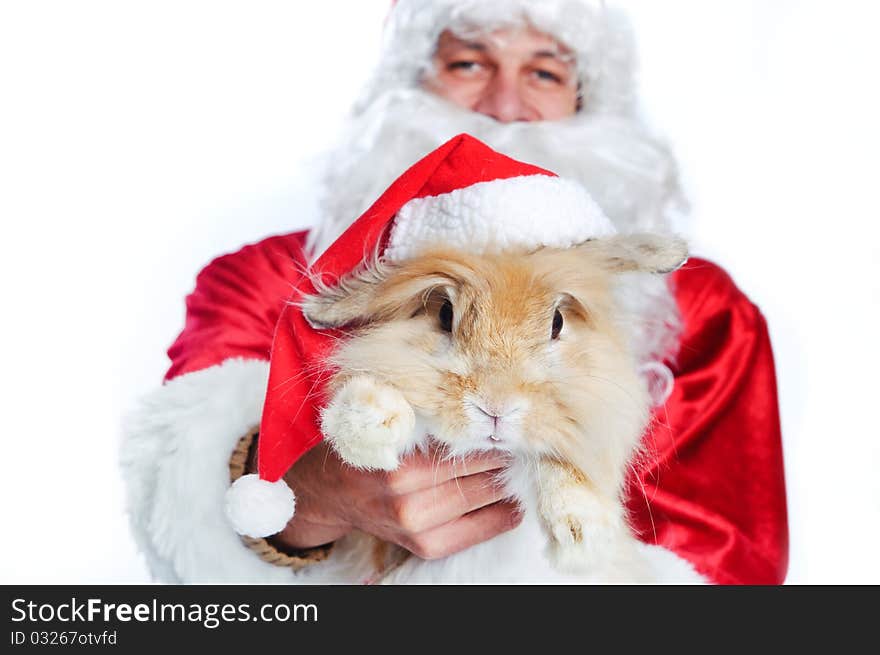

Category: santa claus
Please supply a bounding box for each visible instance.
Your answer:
[121,0,788,584]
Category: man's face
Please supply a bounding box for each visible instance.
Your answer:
[424,26,579,122]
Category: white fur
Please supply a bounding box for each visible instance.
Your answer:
[537,460,626,574]
[225,474,295,538]
[387,175,616,262]
[320,376,421,470]
[120,358,298,583]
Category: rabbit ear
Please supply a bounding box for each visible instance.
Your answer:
[301,261,453,330]
[300,265,390,330]
[578,234,689,274]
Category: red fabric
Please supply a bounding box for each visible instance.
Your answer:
[165,232,788,584]
[164,233,310,380]
[259,134,556,483]
[625,260,788,584]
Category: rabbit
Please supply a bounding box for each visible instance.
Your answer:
[294,233,705,584]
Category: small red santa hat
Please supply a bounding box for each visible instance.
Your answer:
[225,133,615,538]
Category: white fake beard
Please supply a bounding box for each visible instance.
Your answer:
[309,88,687,255]
[309,87,686,382]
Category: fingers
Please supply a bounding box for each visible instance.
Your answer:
[315,441,517,555]
[382,470,507,534]
[402,500,523,561]
[379,446,512,496]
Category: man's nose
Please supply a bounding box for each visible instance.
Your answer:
[474,72,534,123]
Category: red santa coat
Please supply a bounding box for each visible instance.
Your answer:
[152,230,787,585]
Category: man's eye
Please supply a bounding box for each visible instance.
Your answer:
[448,60,482,73]
[533,69,562,83]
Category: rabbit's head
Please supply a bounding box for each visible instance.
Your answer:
[303,234,686,494]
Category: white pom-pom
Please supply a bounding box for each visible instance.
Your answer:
[225,474,296,538]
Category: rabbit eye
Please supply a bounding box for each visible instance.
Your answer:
[551,309,563,340]
[439,299,454,333]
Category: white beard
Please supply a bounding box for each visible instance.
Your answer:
[309,88,687,257]
[308,87,687,388]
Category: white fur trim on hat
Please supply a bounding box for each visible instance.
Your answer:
[385,174,616,262]
[225,474,296,538]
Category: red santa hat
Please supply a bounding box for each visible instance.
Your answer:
[225,133,616,538]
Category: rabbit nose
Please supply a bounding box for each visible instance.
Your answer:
[474,403,500,419]
[470,403,499,439]
[474,400,521,419]
[473,401,522,435]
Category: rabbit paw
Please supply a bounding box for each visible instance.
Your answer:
[542,486,625,574]
[320,376,417,471]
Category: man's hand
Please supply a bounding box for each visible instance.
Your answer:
[271,442,522,560]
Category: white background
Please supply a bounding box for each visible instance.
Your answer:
[1,0,877,584]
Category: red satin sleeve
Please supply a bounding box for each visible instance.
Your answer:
[164,232,310,381]
[625,258,789,584]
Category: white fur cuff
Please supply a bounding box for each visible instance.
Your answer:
[120,358,299,583]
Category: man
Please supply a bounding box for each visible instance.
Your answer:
[122,0,788,584]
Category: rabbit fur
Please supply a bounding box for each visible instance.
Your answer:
[295,234,704,584]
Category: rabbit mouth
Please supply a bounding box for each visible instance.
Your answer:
[464,427,522,453]
[426,426,519,456]
[418,404,530,455]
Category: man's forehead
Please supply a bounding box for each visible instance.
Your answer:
[436,27,575,62]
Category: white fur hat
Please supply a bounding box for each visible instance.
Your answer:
[356,0,639,117]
